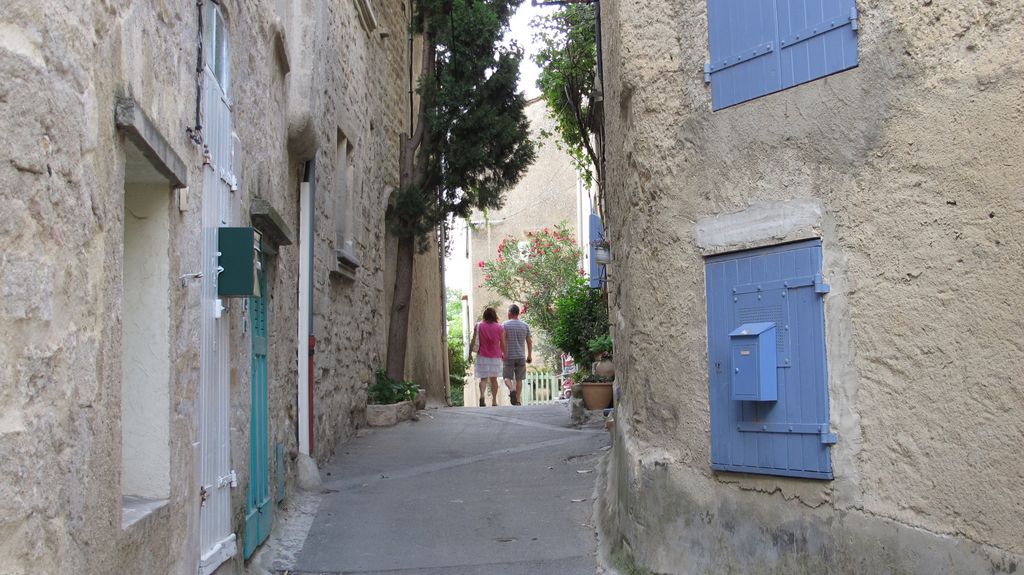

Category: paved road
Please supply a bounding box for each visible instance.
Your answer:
[276,404,610,575]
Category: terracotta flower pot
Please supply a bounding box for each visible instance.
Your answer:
[580,381,613,410]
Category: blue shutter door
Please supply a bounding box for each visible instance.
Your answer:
[244,252,272,558]
[705,240,832,479]
[706,0,780,110]
[706,0,858,110]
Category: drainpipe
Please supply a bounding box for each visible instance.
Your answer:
[306,161,316,454]
[298,160,316,456]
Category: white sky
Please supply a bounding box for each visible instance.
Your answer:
[446,1,554,295]
[509,0,553,99]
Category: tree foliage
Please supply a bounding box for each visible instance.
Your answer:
[387,0,536,381]
[480,222,582,339]
[446,289,469,405]
[532,4,599,185]
[390,0,538,242]
[551,276,609,369]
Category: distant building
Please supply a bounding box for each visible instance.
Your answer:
[597,0,1024,572]
[0,1,444,573]
[464,97,592,405]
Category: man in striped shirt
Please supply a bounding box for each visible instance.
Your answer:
[502,304,533,406]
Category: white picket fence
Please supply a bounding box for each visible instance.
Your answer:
[522,371,561,405]
[460,369,563,406]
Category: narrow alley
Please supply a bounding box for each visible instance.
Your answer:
[260,405,610,575]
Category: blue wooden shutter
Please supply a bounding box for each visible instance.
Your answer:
[705,0,780,110]
[706,0,858,110]
[588,214,605,289]
[704,240,834,479]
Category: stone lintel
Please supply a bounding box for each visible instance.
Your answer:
[250,197,294,247]
[115,97,188,188]
[694,199,824,256]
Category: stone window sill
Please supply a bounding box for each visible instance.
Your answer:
[332,249,360,281]
[122,495,169,530]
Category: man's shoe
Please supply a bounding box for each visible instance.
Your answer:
[510,390,518,405]
[479,397,486,407]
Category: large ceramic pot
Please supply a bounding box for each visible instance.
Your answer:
[580,381,613,410]
[594,358,615,378]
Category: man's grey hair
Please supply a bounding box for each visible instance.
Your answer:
[508,304,520,316]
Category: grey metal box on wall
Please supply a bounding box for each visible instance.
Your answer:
[729,322,778,402]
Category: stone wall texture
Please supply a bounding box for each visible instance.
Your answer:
[598,0,1024,572]
[0,0,442,573]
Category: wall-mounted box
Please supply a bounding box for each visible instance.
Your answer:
[729,322,777,401]
[218,227,261,297]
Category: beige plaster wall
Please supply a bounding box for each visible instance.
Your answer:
[384,233,449,406]
[0,0,434,573]
[598,0,1024,571]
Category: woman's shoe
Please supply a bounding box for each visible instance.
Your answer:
[479,397,486,407]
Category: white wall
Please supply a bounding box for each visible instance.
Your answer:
[122,184,171,500]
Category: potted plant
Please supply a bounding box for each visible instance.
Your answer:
[592,239,611,265]
[579,373,614,410]
[366,369,419,426]
[589,334,613,378]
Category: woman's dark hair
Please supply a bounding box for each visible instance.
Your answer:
[482,307,499,323]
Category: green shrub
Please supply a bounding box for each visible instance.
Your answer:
[551,277,609,368]
[448,337,468,406]
[368,369,419,405]
[587,333,612,359]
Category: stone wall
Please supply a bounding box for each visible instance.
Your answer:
[0,0,441,573]
[598,0,1024,572]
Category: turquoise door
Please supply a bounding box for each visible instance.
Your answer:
[244,251,272,558]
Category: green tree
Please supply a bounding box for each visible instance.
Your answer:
[387,0,537,380]
[481,222,582,339]
[532,4,599,187]
[551,276,609,369]
[446,287,465,344]
[446,289,469,405]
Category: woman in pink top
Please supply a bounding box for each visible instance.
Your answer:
[468,307,506,407]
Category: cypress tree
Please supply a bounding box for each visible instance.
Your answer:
[387,0,536,380]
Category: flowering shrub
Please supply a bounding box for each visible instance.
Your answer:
[480,222,582,338]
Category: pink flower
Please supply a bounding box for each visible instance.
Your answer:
[579,268,586,275]
[478,261,485,268]
[484,275,492,281]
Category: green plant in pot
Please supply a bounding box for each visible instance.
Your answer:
[551,277,609,367]
[368,369,419,405]
[588,334,614,378]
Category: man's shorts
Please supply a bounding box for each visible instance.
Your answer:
[503,358,527,381]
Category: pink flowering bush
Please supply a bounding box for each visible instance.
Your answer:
[481,222,582,338]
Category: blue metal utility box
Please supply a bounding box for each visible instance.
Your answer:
[729,322,778,401]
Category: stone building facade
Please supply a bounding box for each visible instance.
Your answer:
[597,0,1023,572]
[0,1,443,573]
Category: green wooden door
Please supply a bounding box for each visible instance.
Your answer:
[244,252,271,558]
